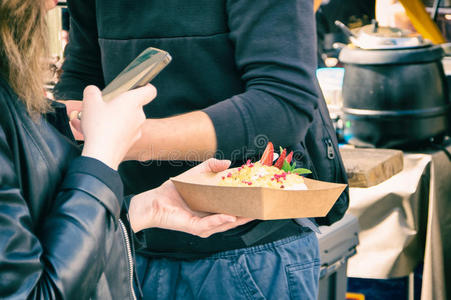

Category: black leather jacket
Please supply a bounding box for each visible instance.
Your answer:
[0,78,135,299]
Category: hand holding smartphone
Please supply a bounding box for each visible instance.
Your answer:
[75,47,170,123]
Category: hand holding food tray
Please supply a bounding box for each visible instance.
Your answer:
[171,142,347,220]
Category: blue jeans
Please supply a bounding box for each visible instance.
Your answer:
[135,232,320,300]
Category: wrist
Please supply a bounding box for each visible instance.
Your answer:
[81,143,120,170]
[128,193,155,233]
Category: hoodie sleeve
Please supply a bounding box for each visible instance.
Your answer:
[203,0,319,159]
[53,0,105,100]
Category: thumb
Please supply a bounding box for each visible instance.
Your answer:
[204,158,231,173]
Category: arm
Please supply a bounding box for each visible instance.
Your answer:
[53,0,104,100]
[127,0,319,161]
[125,111,217,161]
[0,129,123,299]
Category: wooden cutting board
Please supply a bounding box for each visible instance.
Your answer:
[339,147,404,188]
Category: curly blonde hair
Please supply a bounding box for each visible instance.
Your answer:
[0,0,50,114]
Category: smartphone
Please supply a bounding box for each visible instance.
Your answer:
[101,47,172,102]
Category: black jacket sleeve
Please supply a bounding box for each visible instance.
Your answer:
[53,0,104,100]
[0,127,123,299]
[203,0,320,158]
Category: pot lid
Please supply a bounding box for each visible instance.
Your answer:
[339,44,444,65]
[349,21,430,50]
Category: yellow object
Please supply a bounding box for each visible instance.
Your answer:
[346,292,365,300]
[398,0,446,44]
[314,0,322,12]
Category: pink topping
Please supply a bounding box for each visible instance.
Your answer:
[273,173,287,181]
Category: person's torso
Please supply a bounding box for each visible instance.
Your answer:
[0,79,131,298]
[95,0,244,119]
[96,0,245,191]
[91,1,348,257]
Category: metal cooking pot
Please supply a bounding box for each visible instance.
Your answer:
[338,22,451,149]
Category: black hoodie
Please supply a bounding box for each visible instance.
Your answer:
[55,0,348,259]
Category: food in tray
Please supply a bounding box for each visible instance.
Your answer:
[219,142,312,190]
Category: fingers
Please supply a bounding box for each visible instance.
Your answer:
[121,84,157,106]
[61,100,83,120]
[83,85,103,101]
[82,84,156,107]
[201,217,253,238]
[69,121,85,141]
[205,158,231,173]
[69,110,79,121]
[69,117,82,133]
[190,158,231,174]
[189,214,254,238]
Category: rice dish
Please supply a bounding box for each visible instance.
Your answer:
[219,161,307,190]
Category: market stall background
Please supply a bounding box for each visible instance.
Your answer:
[344,143,451,300]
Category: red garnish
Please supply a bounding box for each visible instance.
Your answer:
[260,142,274,166]
[285,151,293,164]
[274,148,287,169]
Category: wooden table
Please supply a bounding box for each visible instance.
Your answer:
[340,147,404,188]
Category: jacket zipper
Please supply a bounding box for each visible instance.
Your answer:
[119,219,137,300]
[325,138,335,160]
[318,97,341,180]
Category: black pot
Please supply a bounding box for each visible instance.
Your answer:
[339,44,451,149]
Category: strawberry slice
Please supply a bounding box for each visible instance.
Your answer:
[285,151,293,164]
[260,142,274,166]
[274,148,287,169]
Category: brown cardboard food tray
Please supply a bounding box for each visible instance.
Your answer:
[171,168,347,220]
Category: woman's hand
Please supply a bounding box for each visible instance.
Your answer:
[59,100,84,140]
[81,85,156,170]
[128,158,254,237]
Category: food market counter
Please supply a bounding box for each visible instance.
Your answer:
[344,141,451,300]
